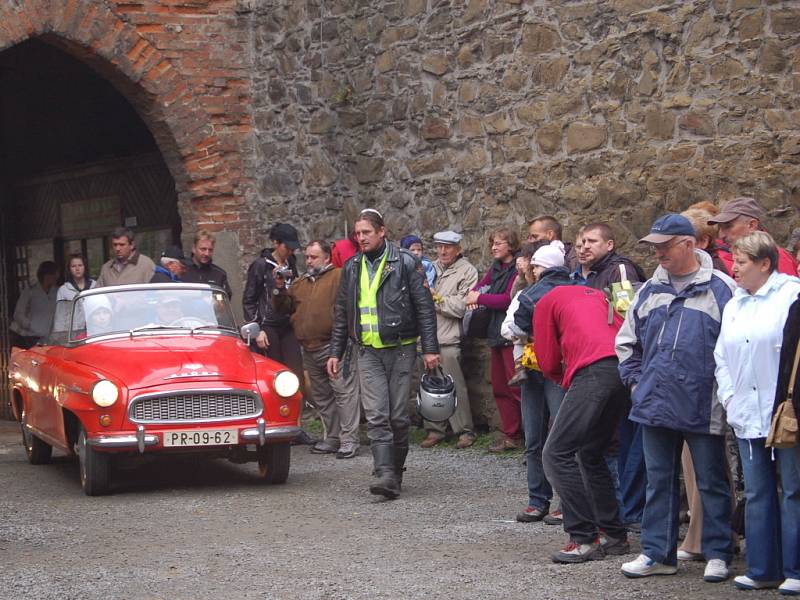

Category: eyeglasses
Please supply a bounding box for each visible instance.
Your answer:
[491,240,509,248]
[651,238,688,253]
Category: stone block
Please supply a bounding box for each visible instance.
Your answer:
[532,57,570,87]
[710,56,745,81]
[515,102,547,125]
[422,53,449,75]
[687,12,719,47]
[405,0,427,17]
[421,116,451,139]
[458,80,479,103]
[463,0,487,23]
[645,108,675,140]
[596,177,643,209]
[536,123,562,155]
[500,135,532,162]
[484,111,511,135]
[457,114,484,138]
[405,155,445,177]
[731,0,760,9]
[338,110,366,128]
[502,68,528,91]
[521,23,561,55]
[771,9,800,35]
[305,151,338,187]
[679,112,715,137]
[782,135,800,156]
[376,50,396,73]
[456,42,480,67]
[738,9,764,40]
[355,156,385,183]
[759,40,787,73]
[566,122,607,153]
[309,111,335,134]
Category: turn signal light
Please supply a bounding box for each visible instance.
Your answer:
[99,414,112,427]
[279,404,290,417]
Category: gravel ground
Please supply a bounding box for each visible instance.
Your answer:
[0,420,779,600]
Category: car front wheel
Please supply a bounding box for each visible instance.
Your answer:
[20,409,52,465]
[258,443,290,484]
[77,426,111,496]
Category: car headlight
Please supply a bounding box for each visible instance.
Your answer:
[92,380,119,407]
[274,371,299,398]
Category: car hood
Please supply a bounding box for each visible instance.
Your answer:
[69,334,257,390]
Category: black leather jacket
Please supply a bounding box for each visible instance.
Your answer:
[329,241,439,359]
[242,249,298,329]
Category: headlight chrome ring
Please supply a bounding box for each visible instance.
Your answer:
[92,380,119,407]
[274,371,299,398]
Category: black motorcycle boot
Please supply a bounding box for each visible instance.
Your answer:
[394,445,409,490]
[369,443,399,499]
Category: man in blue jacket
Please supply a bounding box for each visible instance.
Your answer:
[615,214,736,583]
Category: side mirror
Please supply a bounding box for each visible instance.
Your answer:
[240,322,261,344]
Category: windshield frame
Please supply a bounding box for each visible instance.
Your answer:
[64,283,237,345]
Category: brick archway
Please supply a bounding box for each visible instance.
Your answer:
[0,0,251,233]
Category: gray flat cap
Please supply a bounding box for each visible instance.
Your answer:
[433,230,463,245]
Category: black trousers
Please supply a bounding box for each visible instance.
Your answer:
[542,357,629,544]
[255,325,305,395]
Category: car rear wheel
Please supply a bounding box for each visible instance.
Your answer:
[258,442,290,484]
[77,426,111,496]
[20,409,52,465]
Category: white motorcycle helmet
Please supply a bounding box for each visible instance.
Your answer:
[416,367,457,422]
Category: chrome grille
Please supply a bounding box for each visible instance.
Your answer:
[129,390,261,423]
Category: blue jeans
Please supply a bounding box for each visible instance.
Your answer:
[617,419,646,524]
[738,438,800,581]
[520,371,565,510]
[641,426,733,566]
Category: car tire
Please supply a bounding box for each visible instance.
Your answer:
[77,426,111,496]
[20,408,52,465]
[258,442,290,484]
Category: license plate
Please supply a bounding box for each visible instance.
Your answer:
[162,429,238,447]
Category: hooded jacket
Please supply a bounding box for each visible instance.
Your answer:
[329,241,439,359]
[616,251,735,435]
[714,272,800,439]
[513,266,581,335]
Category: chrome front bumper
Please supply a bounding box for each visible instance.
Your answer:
[87,421,301,453]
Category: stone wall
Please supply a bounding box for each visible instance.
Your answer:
[249,0,800,429]
[250,0,799,264]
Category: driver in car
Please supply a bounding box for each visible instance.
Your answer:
[155,296,184,325]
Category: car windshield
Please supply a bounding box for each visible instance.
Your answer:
[63,286,236,341]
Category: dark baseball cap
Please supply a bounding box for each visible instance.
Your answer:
[707,197,764,224]
[161,245,186,260]
[640,214,696,244]
[269,223,301,250]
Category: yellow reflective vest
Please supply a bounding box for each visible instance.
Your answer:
[359,253,415,348]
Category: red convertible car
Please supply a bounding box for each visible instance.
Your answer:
[9,283,302,495]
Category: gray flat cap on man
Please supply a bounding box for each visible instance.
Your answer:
[433,231,463,245]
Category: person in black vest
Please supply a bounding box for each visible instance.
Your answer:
[464,226,522,452]
[182,229,232,298]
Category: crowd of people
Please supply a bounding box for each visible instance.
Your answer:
[8,198,800,593]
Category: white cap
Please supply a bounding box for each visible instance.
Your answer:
[531,245,565,269]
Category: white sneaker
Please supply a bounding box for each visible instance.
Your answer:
[780,578,800,596]
[621,554,678,578]
[677,549,704,561]
[734,575,781,590]
[703,559,729,582]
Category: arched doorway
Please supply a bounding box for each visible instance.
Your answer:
[0,39,181,417]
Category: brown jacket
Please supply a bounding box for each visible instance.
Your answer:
[96,252,156,287]
[273,265,342,350]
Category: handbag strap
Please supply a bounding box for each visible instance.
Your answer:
[787,337,800,402]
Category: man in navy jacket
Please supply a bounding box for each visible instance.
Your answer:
[616,214,736,583]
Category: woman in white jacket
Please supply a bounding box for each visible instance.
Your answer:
[714,231,800,594]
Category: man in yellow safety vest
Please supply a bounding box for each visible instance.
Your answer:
[327,209,440,499]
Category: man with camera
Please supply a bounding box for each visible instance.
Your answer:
[243,223,315,445]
